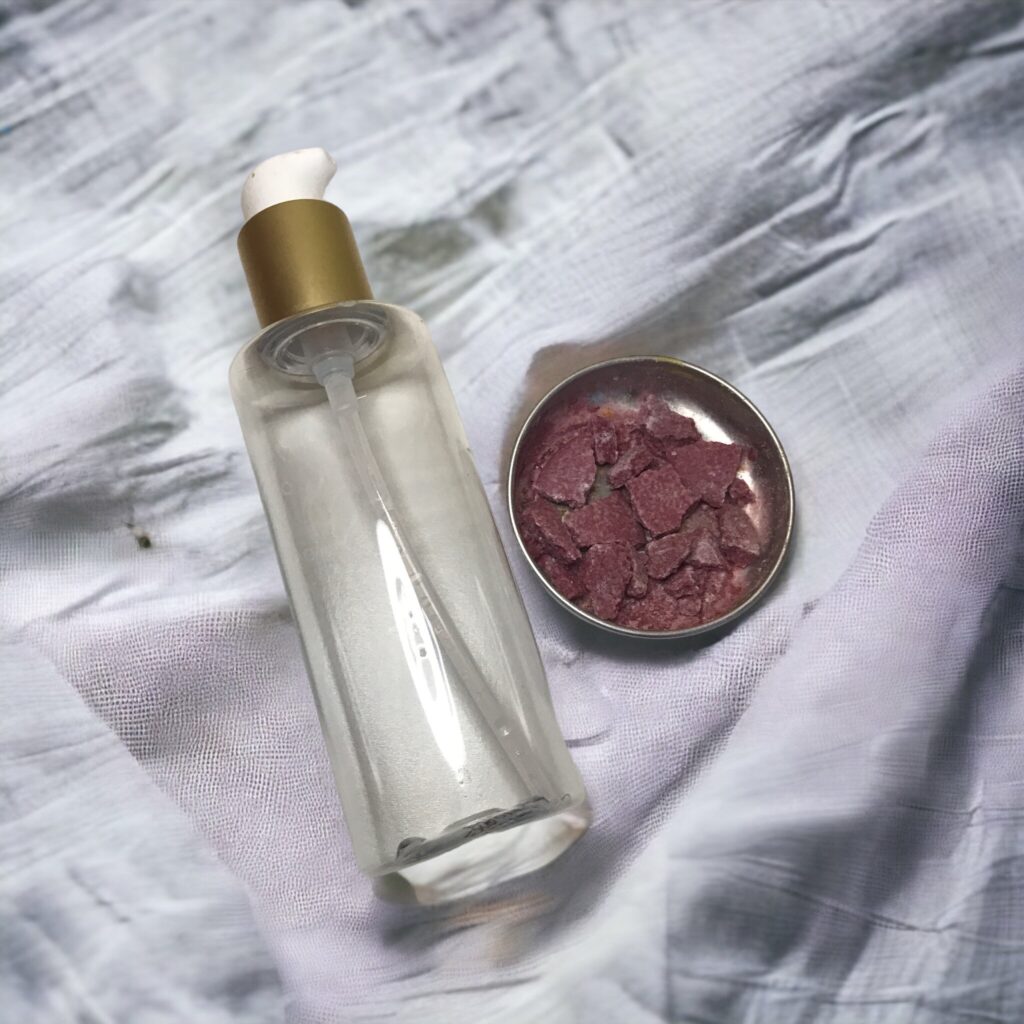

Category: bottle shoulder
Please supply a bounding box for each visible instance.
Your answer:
[230,301,441,401]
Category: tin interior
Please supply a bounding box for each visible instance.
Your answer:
[508,357,794,638]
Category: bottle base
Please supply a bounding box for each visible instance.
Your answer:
[372,802,590,905]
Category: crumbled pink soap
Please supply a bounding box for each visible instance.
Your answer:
[532,427,596,508]
[515,391,764,631]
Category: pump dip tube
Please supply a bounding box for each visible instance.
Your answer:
[229,149,589,903]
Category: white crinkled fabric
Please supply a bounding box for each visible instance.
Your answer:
[3,1,1024,1021]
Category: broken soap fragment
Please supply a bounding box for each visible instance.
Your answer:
[646,531,693,580]
[607,442,658,489]
[719,504,762,567]
[626,463,698,537]
[641,394,699,443]
[533,428,597,508]
[520,498,579,563]
[592,417,619,465]
[580,543,633,620]
[565,491,644,549]
[538,554,583,600]
[666,440,744,508]
[627,548,649,598]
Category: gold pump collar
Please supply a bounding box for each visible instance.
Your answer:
[237,199,373,327]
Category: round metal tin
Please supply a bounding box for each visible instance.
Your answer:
[507,356,794,639]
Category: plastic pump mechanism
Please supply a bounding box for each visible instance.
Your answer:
[244,151,557,827]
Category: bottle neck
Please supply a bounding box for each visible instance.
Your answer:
[254,301,389,381]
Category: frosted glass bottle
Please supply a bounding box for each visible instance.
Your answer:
[229,151,588,903]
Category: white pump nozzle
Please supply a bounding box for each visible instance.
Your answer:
[241,147,337,222]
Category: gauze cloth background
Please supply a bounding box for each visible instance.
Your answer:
[3,1,1024,1021]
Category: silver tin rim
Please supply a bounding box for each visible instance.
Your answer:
[506,355,795,640]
